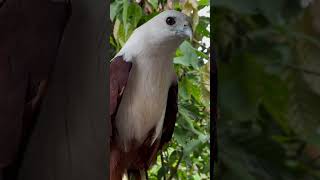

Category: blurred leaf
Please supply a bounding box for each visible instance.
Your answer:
[215,1,320,179]
[196,17,210,37]
[110,0,123,21]
[198,0,208,7]
[214,0,258,15]
[149,0,158,9]
[183,135,208,157]
[174,41,200,68]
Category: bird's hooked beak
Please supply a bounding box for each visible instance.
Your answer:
[177,22,193,41]
[184,24,193,41]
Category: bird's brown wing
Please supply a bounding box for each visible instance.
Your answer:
[160,80,178,149]
[109,56,133,180]
[109,56,132,138]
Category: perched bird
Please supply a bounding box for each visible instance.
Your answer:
[109,10,192,180]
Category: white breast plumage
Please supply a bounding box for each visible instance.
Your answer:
[115,55,174,151]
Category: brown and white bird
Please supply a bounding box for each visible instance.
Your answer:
[109,10,192,180]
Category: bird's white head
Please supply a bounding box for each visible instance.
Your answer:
[143,10,193,42]
[117,10,193,60]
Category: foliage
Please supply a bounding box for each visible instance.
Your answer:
[110,0,210,179]
[215,0,320,179]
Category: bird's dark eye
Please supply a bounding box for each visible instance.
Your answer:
[166,17,176,25]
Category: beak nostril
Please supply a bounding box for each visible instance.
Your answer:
[184,22,192,29]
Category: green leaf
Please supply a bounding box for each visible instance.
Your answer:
[183,135,208,157]
[174,41,199,68]
[127,3,143,27]
[196,17,210,37]
[149,0,158,9]
[122,0,128,25]
[178,77,202,103]
[178,107,201,136]
[157,166,166,179]
[198,0,208,7]
[110,1,123,21]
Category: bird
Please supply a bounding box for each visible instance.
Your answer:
[109,10,193,180]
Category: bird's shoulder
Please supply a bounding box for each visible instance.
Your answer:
[109,55,132,137]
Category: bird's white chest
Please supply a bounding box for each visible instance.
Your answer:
[115,58,174,150]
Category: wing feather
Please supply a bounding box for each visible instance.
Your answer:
[160,80,178,148]
[109,56,132,138]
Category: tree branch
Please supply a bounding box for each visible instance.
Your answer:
[145,170,149,180]
[161,152,166,180]
[282,63,320,76]
[167,151,184,180]
[265,61,320,77]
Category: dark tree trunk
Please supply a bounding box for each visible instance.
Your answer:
[18,0,110,180]
[1,0,110,179]
[1,0,71,178]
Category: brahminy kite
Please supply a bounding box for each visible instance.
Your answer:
[109,10,192,180]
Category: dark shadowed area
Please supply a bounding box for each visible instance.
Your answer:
[215,0,320,179]
[0,0,110,179]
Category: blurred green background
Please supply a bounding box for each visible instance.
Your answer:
[215,0,320,179]
[110,0,210,179]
